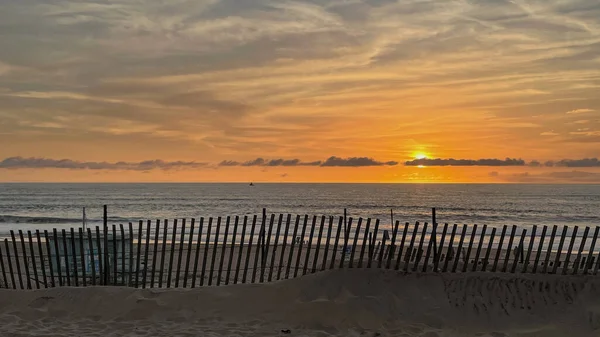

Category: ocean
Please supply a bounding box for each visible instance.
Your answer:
[0,183,599,234]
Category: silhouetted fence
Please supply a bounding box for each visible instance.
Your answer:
[1,210,600,289]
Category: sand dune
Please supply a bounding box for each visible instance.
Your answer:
[1,269,600,336]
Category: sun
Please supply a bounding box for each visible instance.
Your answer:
[413,152,428,160]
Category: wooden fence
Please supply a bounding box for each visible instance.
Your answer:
[1,211,599,290]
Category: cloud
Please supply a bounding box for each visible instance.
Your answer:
[0,157,208,171]
[320,156,398,167]
[550,158,600,167]
[218,156,397,167]
[405,158,526,166]
[505,171,600,183]
[566,109,595,114]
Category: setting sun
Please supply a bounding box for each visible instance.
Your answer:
[414,153,429,160]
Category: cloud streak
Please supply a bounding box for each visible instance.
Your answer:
[0,157,208,171]
[219,156,398,167]
[405,158,526,167]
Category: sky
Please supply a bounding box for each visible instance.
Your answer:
[1,0,599,183]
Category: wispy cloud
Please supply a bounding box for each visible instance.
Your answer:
[1,0,600,177]
[566,108,595,114]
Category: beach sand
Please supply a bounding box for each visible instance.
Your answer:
[1,269,600,337]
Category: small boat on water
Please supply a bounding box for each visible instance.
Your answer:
[249,182,254,186]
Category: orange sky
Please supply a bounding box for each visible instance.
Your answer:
[1,0,599,183]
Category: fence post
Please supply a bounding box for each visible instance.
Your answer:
[553,226,568,274]
[462,225,477,273]
[442,224,458,272]
[511,229,527,273]
[562,226,578,275]
[543,226,558,273]
[18,230,32,289]
[395,222,410,270]
[502,226,517,272]
[151,220,160,288]
[261,214,275,281]
[286,215,301,278]
[322,216,334,271]
[269,214,284,281]
[217,217,231,286]
[277,214,292,279]
[244,216,257,283]
[522,225,537,273]
[405,222,420,272]
[302,216,317,276]
[311,216,326,273]
[175,219,186,287]
[349,218,363,269]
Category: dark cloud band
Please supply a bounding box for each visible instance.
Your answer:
[0,157,207,171]
[219,156,398,167]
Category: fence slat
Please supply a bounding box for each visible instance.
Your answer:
[368,219,380,269]
[522,225,537,273]
[0,242,9,289]
[433,223,448,272]
[209,217,221,286]
[135,221,143,288]
[302,216,317,276]
[233,216,247,284]
[151,220,160,288]
[184,218,196,288]
[532,226,548,274]
[451,225,468,273]
[584,227,599,274]
[511,229,527,273]
[243,216,257,283]
[60,229,71,287]
[167,219,178,288]
[422,223,435,272]
[322,217,334,271]
[27,231,40,289]
[502,226,517,273]
[191,218,204,288]
[17,230,32,289]
[339,217,354,269]
[286,216,301,277]
[329,216,344,269]
[70,228,79,287]
[492,225,507,272]
[442,224,458,272]
[95,227,102,285]
[386,221,400,269]
[573,226,590,275]
[553,226,569,274]
[543,226,558,274]
[358,219,371,269]
[103,206,109,286]
[10,231,24,289]
[128,223,134,286]
[36,230,48,288]
[112,225,117,286]
[278,215,292,279]
[594,237,600,275]
[252,214,263,282]
[143,220,152,288]
[311,216,326,273]
[217,217,230,286]
[395,222,410,270]
[260,214,275,282]
[86,229,95,286]
[562,226,578,275]
[461,225,477,273]
[378,221,387,269]
[482,227,497,271]
[159,220,168,287]
[175,219,186,288]
[349,218,363,269]
[405,222,420,272]
[259,210,275,283]
[52,229,62,287]
[268,215,283,281]
[413,222,428,271]
[80,228,87,287]
[119,224,125,286]
[4,239,16,289]
[472,225,487,272]
[226,216,238,285]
